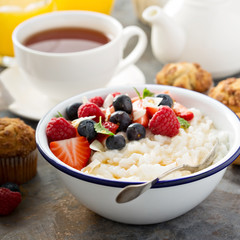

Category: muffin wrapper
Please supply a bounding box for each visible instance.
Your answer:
[0,149,38,185]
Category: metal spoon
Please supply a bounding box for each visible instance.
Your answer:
[116,140,219,204]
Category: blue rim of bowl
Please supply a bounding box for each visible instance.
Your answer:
[37,140,240,188]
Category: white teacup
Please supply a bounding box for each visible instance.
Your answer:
[12,11,147,102]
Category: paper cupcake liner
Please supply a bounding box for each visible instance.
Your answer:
[0,149,38,185]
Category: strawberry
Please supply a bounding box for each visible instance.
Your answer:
[50,136,91,171]
[173,102,194,121]
[149,106,180,137]
[46,117,76,142]
[102,105,115,121]
[132,99,149,127]
[112,92,121,98]
[133,113,149,127]
[131,96,140,103]
[78,102,105,122]
[96,121,119,142]
[146,106,159,118]
[89,96,104,107]
[0,187,22,215]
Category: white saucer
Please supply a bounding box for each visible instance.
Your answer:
[0,65,145,121]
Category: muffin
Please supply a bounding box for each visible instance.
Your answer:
[0,117,37,184]
[156,62,213,93]
[208,78,240,115]
[208,78,240,165]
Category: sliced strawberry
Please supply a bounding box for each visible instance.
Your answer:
[50,136,91,171]
[96,121,119,142]
[112,92,121,98]
[134,113,149,127]
[102,105,115,121]
[173,102,194,121]
[146,106,159,118]
[131,96,140,103]
[132,99,149,128]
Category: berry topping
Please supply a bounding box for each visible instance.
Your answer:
[77,119,97,141]
[96,121,119,142]
[106,135,126,150]
[0,187,22,215]
[156,93,174,108]
[89,96,104,107]
[46,87,195,172]
[173,102,194,121]
[46,117,76,142]
[50,136,91,171]
[126,123,146,141]
[109,111,132,132]
[66,102,82,121]
[113,94,133,114]
[78,102,105,122]
[149,106,180,137]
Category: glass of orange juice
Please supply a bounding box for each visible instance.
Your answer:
[0,0,55,57]
[55,0,114,15]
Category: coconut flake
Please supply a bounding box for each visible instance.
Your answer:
[82,159,101,173]
[82,96,89,104]
[90,140,105,152]
[142,97,162,108]
[103,93,114,108]
[71,116,95,128]
[133,109,146,120]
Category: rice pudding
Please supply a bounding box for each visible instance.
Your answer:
[82,108,229,181]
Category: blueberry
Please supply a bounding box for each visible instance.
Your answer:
[126,123,146,141]
[156,94,173,108]
[113,95,132,114]
[109,111,132,132]
[1,182,20,192]
[106,135,126,150]
[66,102,82,120]
[77,119,97,141]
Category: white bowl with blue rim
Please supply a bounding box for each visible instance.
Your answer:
[36,84,240,225]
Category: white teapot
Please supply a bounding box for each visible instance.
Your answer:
[142,0,240,78]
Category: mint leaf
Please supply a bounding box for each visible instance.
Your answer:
[94,121,115,136]
[55,112,63,118]
[177,117,190,129]
[133,87,142,99]
[142,88,154,99]
[134,87,155,99]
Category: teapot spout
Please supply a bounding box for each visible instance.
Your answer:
[142,6,185,63]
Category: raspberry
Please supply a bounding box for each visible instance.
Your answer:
[148,106,180,137]
[0,187,22,215]
[78,102,105,122]
[46,117,76,142]
[89,96,104,107]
